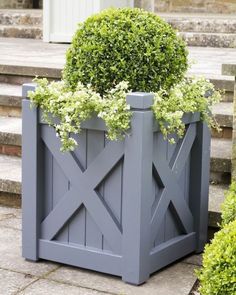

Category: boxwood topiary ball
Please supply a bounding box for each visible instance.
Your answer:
[197,220,236,295]
[63,8,188,95]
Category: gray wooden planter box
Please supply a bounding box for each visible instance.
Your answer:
[22,84,210,285]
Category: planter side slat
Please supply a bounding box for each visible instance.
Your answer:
[68,131,87,246]
[39,239,122,276]
[85,130,105,250]
[38,109,200,133]
[150,232,196,273]
[52,153,70,243]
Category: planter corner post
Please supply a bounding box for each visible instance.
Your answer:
[190,122,211,253]
[22,83,41,261]
[122,93,154,285]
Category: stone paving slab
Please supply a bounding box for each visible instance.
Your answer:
[47,262,198,295]
[0,204,21,220]
[0,205,21,229]
[18,279,106,295]
[0,226,59,277]
[182,254,202,267]
[0,207,21,230]
[0,268,37,295]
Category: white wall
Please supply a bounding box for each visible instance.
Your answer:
[43,0,134,43]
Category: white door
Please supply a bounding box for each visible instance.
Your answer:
[43,0,134,43]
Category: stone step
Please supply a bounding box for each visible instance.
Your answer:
[0,81,232,118]
[0,25,42,39]
[208,183,228,228]
[213,102,233,126]
[179,31,236,48]
[212,102,233,139]
[0,154,21,207]
[0,116,232,182]
[210,137,231,184]
[0,83,22,117]
[160,13,236,34]
[0,76,232,119]
[0,116,21,157]
[186,74,234,102]
[0,154,225,228]
[0,9,42,26]
[0,64,61,85]
[159,13,236,48]
[209,76,234,102]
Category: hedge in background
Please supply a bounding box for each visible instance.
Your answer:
[221,182,236,227]
[197,220,236,295]
[63,8,188,95]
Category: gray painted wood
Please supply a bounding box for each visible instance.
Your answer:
[85,130,104,250]
[189,122,211,252]
[150,233,196,273]
[22,88,210,285]
[40,125,123,253]
[122,101,153,285]
[102,137,123,253]
[153,133,165,247]
[39,108,200,133]
[22,85,40,261]
[68,132,87,246]
[41,145,53,222]
[39,239,122,276]
[166,135,180,240]
[52,156,69,243]
[151,124,196,243]
[41,187,82,241]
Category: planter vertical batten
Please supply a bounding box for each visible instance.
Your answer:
[22,84,210,285]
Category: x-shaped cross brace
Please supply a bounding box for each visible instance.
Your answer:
[40,125,124,253]
[151,124,196,243]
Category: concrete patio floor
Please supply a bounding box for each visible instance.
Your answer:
[0,37,236,79]
[0,205,201,295]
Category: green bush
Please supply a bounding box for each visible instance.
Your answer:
[63,8,188,95]
[221,182,236,227]
[197,220,236,295]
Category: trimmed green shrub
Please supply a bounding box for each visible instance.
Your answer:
[63,8,188,95]
[221,182,236,227]
[197,220,236,295]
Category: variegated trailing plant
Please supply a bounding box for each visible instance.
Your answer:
[28,8,221,152]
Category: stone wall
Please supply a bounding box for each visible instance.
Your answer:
[135,0,236,13]
[0,0,32,9]
[0,0,43,9]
